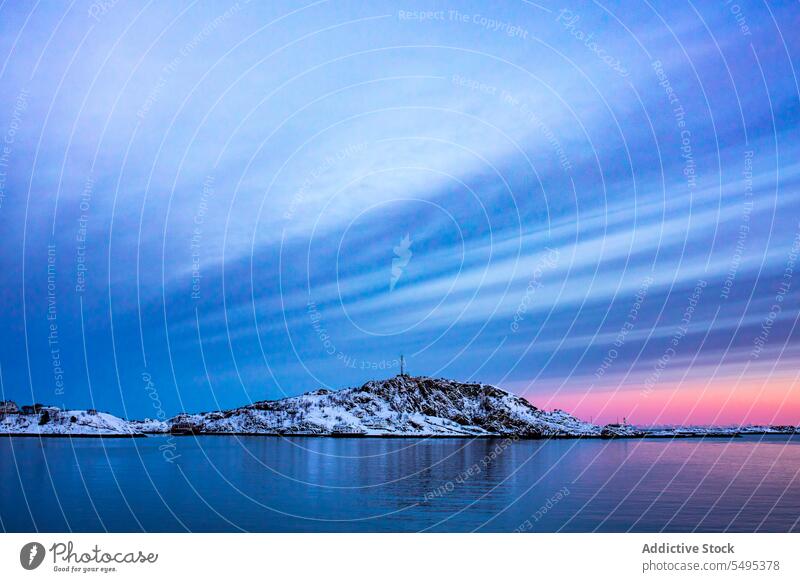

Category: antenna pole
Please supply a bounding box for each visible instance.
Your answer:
[400,355,405,376]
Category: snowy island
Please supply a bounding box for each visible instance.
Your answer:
[1,375,797,439]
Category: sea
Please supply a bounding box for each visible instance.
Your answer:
[1,435,798,532]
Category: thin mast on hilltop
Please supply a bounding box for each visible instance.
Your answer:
[400,355,405,376]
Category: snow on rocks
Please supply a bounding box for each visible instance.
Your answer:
[600,423,646,438]
[129,418,170,434]
[154,375,603,438]
[738,425,799,435]
[0,408,143,437]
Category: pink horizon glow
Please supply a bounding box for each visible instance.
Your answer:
[526,377,800,426]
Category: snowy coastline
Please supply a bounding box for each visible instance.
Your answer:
[2,376,797,439]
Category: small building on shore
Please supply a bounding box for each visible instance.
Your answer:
[0,400,19,414]
[19,404,59,415]
[170,420,199,435]
[331,422,366,436]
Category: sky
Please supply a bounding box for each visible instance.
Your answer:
[0,0,798,426]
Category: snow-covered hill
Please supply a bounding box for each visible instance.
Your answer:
[148,375,606,437]
[0,409,142,437]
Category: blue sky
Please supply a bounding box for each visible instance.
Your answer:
[0,0,799,424]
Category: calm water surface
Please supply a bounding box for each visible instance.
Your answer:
[1,435,799,532]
